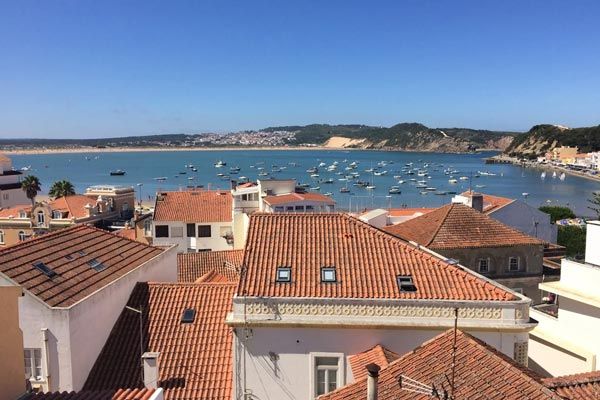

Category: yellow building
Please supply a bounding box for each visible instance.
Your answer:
[551,146,578,163]
[0,286,26,400]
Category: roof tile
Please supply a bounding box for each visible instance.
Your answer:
[177,250,243,283]
[153,190,232,223]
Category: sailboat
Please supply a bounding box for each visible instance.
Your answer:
[560,173,566,181]
[552,171,557,179]
[541,171,546,179]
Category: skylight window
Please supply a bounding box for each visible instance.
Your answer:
[181,308,196,323]
[78,250,86,256]
[276,267,292,283]
[65,254,73,260]
[87,258,106,272]
[32,261,57,278]
[321,266,337,283]
[397,275,417,292]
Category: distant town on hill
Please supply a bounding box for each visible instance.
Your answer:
[0,122,598,154]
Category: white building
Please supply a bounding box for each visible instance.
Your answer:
[227,213,535,400]
[0,153,29,208]
[231,179,336,214]
[358,207,434,228]
[0,224,176,392]
[152,190,235,252]
[529,220,600,377]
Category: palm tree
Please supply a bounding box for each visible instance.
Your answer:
[48,180,76,199]
[21,175,42,208]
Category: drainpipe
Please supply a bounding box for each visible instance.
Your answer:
[41,328,51,391]
[366,363,381,400]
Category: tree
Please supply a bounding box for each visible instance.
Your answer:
[21,175,42,208]
[538,206,576,223]
[588,191,600,219]
[557,225,587,258]
[48,180,76,199]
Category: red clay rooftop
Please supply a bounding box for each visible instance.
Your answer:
[84,282,235,400]
[177,249,243,283]
[153,190,232,223]
[543,371,600,399]
[384,203,544,250]
[319,329,562,400]
[239,213,516,301]
[0,224,165,307]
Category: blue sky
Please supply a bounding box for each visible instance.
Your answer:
[1,0,599,138]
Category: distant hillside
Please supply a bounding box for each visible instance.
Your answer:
[263,123,518,152]
[505,124,600,159]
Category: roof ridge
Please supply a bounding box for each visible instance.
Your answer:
[0,223,88,254]
[543,371,600,387]
[427,203,454,246]
[147,281,237,287]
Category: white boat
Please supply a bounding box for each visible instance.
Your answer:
[318,162,327,167]
[388,187,401,194]
[448,179,458,184]
[398,180,405,184]
[552,171,557,179]
[214,160,226,168]
[541,171,547,179]
[310,173,320,178]
[310,186,321,191]
[366,185,376,190]
[459,176,469,181]
[560,173,566,181]
[324,192,333,196]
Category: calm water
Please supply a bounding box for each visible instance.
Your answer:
[10,150,599,216]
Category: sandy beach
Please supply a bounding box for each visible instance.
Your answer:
[489,155,600,184]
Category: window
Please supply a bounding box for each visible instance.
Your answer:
[181,308,196,323]
[144,219,152,236]
[295,205,304,211]
[186,223,195,238]
[19,211,27,218]
[122,202,129,212]
[321,267,336,283]
[155,225,169,238]
[197,225,211,237]
[0,230,4,244]
[36,211,45,225]
[197,248,211,252]
[314,356,341,396]
[276,267,292,282]
[397,275,417,292]
[87,258,106,272]
[275,206,284,212]
[24,348,43,381]
[306,205,314,211]
[478,259,489,273]
[52,210,62,219]
[171,226,184,238]
[2,193,8,200]
[18,231,27,241]
[33,261,57,278]
[509,257,520,272]
[286,206,294,211]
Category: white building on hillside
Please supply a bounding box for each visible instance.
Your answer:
[0,225,176,392]
[529,220,600,377]
[0,153,29,208]
[227,213,535,400]
[152,190,235,252]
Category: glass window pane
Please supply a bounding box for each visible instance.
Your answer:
[328,369,337,391]
[317,357,339,366]
[317,370,326,395]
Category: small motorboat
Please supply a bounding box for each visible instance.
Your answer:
[214,160,227,168]
[388,187,401,194]
[110,169,126,176]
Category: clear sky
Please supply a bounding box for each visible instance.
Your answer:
[1,0,599,138]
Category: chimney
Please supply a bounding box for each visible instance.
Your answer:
[142,351,160,389]
[467,192,484,212]
[366,363,381,400]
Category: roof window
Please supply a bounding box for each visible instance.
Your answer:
[33,261,57,278]
[78,250,86,256]
[321,266,337,283]
[397,275,417,292]
[87,258,106,272]
[65,254,74,260]
[276,267,292,283]
[181,308,196,323]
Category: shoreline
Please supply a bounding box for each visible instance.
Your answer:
[490,155,600,184]
[2,145,501,156]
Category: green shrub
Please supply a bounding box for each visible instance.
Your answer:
[557,225,586,258]
[539,206,576,223]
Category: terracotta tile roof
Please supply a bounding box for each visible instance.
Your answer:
[153,190,232,223]
[0,225,164,307]
[349,345,401,381]
[236,182,257,188]
[319,329,562,400]
[177,250,243,283]
[115,227,136,241]
[384,203,544,250]
[84,282,236,400]
[460,191,515,213]
[543,371,600,399]
[263,192,335,206]
[49,195,96,219]
[23,389,158,400]
[0,204,30,218]
[239,213,515,301]
[387,207,435,217]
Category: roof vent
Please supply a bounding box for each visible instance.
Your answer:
[181,308,196,323]
[33,261,57,278]
[397,275,417,292]
[87,258,106,272]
